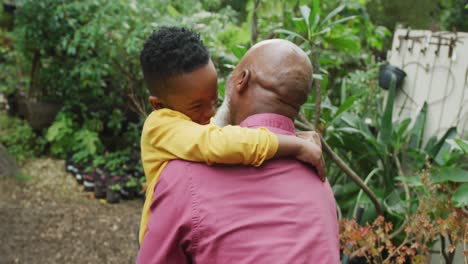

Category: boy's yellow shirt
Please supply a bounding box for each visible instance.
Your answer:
[139,108,279,244]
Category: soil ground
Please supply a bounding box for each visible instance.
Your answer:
[0,158,142,264]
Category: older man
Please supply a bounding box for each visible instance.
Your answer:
[136,39,339,263]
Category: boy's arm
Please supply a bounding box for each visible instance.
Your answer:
[145,117,277,166]
[146,116,325,178]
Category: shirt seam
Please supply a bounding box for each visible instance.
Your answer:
[186,163,201,255]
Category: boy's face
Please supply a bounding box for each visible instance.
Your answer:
[149,60,219,125]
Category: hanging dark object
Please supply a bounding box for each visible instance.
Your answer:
[378,64,406,90]
[2,3,16,14]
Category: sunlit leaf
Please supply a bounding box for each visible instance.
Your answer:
[322,16,357,30]
[274,29,308,42]
[299,5,311,27]
[322,4,345,24]
[167,5,180,17]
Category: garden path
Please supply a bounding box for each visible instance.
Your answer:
[0,158,141,264]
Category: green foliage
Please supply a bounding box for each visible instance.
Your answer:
[431,167,468,184]
[0,113,45,163]
[452,183,468,207]
[109,183,122,191]
[46,112,103,159]
[0,32,27,97]
[440,0,468,31]
[104,149,131,175]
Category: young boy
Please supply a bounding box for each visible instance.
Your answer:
[138,27,324,244]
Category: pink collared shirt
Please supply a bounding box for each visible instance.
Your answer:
[137,113,340,264]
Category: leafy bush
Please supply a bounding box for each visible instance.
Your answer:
[341,166,467,264]
[46,112,103,159]
[0,113,45,163]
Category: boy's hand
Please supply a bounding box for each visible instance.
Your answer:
[296,131,327,181]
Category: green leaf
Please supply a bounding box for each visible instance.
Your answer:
[308,0,321,33]
[274,29,308,42]
[426,127,457,159]
[408,102,427,150]
[395,175,423,186]
[396,118,411,139]
[433,127,458,165]
[453,183,468,207]
[322,4,345,24]
[430,167,468,183]
[332,94,360,121]
[299,5,311,27]
[291,17,308,36]
[320,16,357,32]
[167,5,180,17]
[454,139,468,154]
[379,74,396,147]
[232,45,248,60]
[384,189,405,217]
[326,35,360,52]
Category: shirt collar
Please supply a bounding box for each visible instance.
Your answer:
[240,113,296,135]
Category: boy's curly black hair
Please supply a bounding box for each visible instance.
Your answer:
[140,26,209,95]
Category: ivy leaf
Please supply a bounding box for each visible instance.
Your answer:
[452,183,468,207]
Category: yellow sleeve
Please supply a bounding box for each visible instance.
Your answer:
[144,112,278,167]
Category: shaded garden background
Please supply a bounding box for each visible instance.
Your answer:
[1,0,467,263]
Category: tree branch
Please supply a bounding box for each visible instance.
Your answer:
[296,114,382,215]
[440,234,451,264]
[310,47,322,131]
[250,0,261,45]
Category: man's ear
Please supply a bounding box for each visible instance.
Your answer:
[148,96,164,110]
[236,69,250,94]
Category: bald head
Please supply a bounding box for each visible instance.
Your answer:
[221,39,313,125]
[238,39,312,97]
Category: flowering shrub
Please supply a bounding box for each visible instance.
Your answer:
[340,169,468,263]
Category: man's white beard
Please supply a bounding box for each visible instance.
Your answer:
[214,93,231,127]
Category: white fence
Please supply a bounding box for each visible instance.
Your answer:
[387,29,468,141]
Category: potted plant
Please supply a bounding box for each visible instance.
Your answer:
[120,175,139,200]
[106,181,121,204]
[93,168,107,199]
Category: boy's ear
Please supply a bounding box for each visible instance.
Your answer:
[148,96,164,110]
[236,69,250,94]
